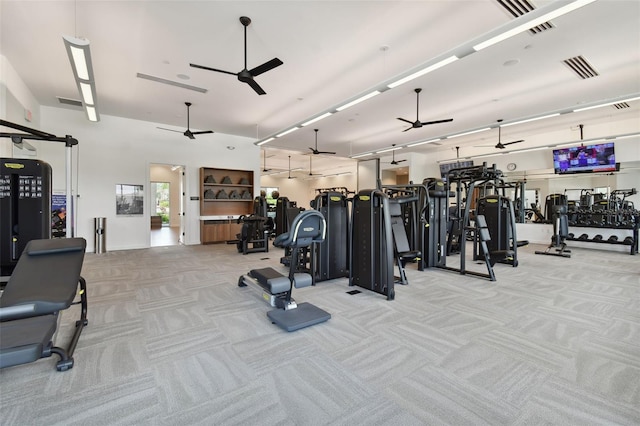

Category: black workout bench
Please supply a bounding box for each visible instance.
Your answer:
[0,238,88,371]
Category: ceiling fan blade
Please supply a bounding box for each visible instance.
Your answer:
[245,78,266,95]
[397,117,413,125]
[189,63,238,76]
[317,151,336,155]
[420,118,453,126]
[402,127,413,132]
[502,139,525,146]
[157,127,184,133]
[191,130,214,135]
[249,57,283,77]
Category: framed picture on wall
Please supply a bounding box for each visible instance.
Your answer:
[116,184,144,215]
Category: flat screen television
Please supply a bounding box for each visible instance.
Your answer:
[440,160,474,181]
[552,142,616,174]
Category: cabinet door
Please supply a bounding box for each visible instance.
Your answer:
[201,221,230,243]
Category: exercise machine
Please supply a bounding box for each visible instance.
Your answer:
[475,194,521,266]
[238,210,330,331]
[535,201,571,258]
[1,158,52,277]
[235,214,269,254]
[388,200,421,286]
[310,190,350,283]
[349,189,395,300]
[422,178,449,269]
[441,163,505,281]
[0,238,88,371]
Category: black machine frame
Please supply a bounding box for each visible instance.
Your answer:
[349,189,395,300]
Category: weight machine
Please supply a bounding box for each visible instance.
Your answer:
[1,120,78,278]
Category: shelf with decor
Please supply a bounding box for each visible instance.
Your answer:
[199,167,254,243]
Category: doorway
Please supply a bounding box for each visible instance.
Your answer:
[149,164,185,247]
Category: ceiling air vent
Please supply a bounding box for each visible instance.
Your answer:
[613,102,630,109]
[495,0,554,34]
[563,56,599,79]
[56,96,83,107]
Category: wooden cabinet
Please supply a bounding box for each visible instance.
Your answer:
[199,167,254,243]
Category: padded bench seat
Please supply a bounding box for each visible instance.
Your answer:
[249,267,291,294]
[0,237,88,371]
[0,315,57,369]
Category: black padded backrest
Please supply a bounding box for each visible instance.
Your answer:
[274,210,326,249]
[1,238,87,318]
[388,202,412,253]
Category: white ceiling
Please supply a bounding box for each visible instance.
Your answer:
[2,0,639,175]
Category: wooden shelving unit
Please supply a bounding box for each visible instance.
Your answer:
[199,167,254,244]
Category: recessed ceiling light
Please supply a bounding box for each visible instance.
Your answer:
[503,59,520,67]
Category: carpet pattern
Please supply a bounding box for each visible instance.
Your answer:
[1,241,639,425]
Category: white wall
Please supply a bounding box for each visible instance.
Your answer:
[260,172,357,209]
[31,107,259,251]
[1,55,41,157]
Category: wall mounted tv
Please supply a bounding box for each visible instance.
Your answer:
[552,142,616,174]
[440,160,474,180]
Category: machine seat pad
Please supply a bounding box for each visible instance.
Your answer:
[0,315,57,369]
[293,273,312,289]
[249,268,291,294]
[399,250,421,261]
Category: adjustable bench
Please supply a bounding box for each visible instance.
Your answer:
[0,238,88,371]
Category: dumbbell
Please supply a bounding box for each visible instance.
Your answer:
[607,235,618,242]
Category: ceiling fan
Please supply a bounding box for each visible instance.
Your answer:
[386,144,406,165]
[190,16,283,95]
[262,151,272,172]
[494,119,524,149]
[307,156,322,176]
[309,129,336,155]
[287,155,297,179]
[397,88,453,132]
[157,102,214,139]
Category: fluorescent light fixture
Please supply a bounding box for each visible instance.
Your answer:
[447,127,491,139]
[615,132,640,140]
[407,138,441,148]
[79,82,94,105]
[388,56,459,89]
[509,146,550,153]
[573,96,640,112]
[257,137,274,146]
[473,0,596,51]
[336,91,381,111]
[301,112,333,127]
[63,35,99,122]
[376,146,402,154]
[276,127,299,138]
[85,106,98,122]
[351,152,373,159]
[471,153,501,160]
[501,113,560,127]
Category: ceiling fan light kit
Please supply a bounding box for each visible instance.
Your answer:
[190,16,283,95]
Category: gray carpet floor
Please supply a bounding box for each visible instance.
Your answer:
[1,241,639,425]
